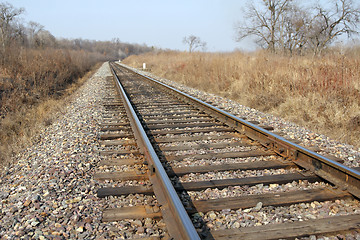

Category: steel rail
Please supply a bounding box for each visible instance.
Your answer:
[116,62,360,199]
[109,63,200,240]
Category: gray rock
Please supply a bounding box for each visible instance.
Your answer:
[0,192,9,199]
[253,202,263,211]
[31,194,41,202]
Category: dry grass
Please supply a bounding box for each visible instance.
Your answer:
[0,65,100,167]
[0,46,103,167]
[123,50,360,148]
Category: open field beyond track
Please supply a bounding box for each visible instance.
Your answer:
[123,50,360,148]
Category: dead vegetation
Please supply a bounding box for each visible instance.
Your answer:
[123,49,360,148]
[0,53,102,167]
[0,25,107,167]
[0,2,154,167]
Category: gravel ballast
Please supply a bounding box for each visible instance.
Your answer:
[1,62,359,239]
[125,64,359,168]
[0,63,166,239]
[122,64,360,239]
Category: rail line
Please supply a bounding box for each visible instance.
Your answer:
[95,62,360,239]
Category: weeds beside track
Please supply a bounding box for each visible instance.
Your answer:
[123,50,360,148]
[95,62,360,239]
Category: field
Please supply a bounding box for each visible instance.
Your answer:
[123,50,360,148]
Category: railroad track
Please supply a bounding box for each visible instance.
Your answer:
[94,62,360,239]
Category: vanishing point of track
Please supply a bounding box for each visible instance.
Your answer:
[95,62,360,239]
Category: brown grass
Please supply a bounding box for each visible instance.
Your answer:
[123,50,360,148]
[0,46,104,167]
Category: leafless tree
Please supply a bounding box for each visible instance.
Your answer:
[278,4,309,54]
[35,30,56,48]
[183,35,206,53]
[27,21,44,47]
[0,2,153,63]
[235,0,293,53]
[235,0,360,55]
[0,2,24,58]
[306,0,360,55]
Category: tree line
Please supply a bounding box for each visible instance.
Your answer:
[235,0,360,55]
[0,1,155,118]
[0,1,153,65]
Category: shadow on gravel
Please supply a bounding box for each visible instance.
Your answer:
[140,121,214,239]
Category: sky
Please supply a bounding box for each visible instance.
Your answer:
[10,0,257,52]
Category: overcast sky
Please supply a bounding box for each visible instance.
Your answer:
[10,0,258,52]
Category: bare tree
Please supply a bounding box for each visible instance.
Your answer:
[183,35,206,53]
[235,0,360,55]
[235,0,293,53]
[35,30,56,48]
[306,0,360,55]
[27,21,44,48]
[0,2,24,58]
[279,4,309,54]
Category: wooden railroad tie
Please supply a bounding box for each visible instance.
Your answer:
[210,214,360,240]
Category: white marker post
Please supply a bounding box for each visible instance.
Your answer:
[143,63,146,70]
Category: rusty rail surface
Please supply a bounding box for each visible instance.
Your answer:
[115,62,360,199]
[109,63,200,240]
